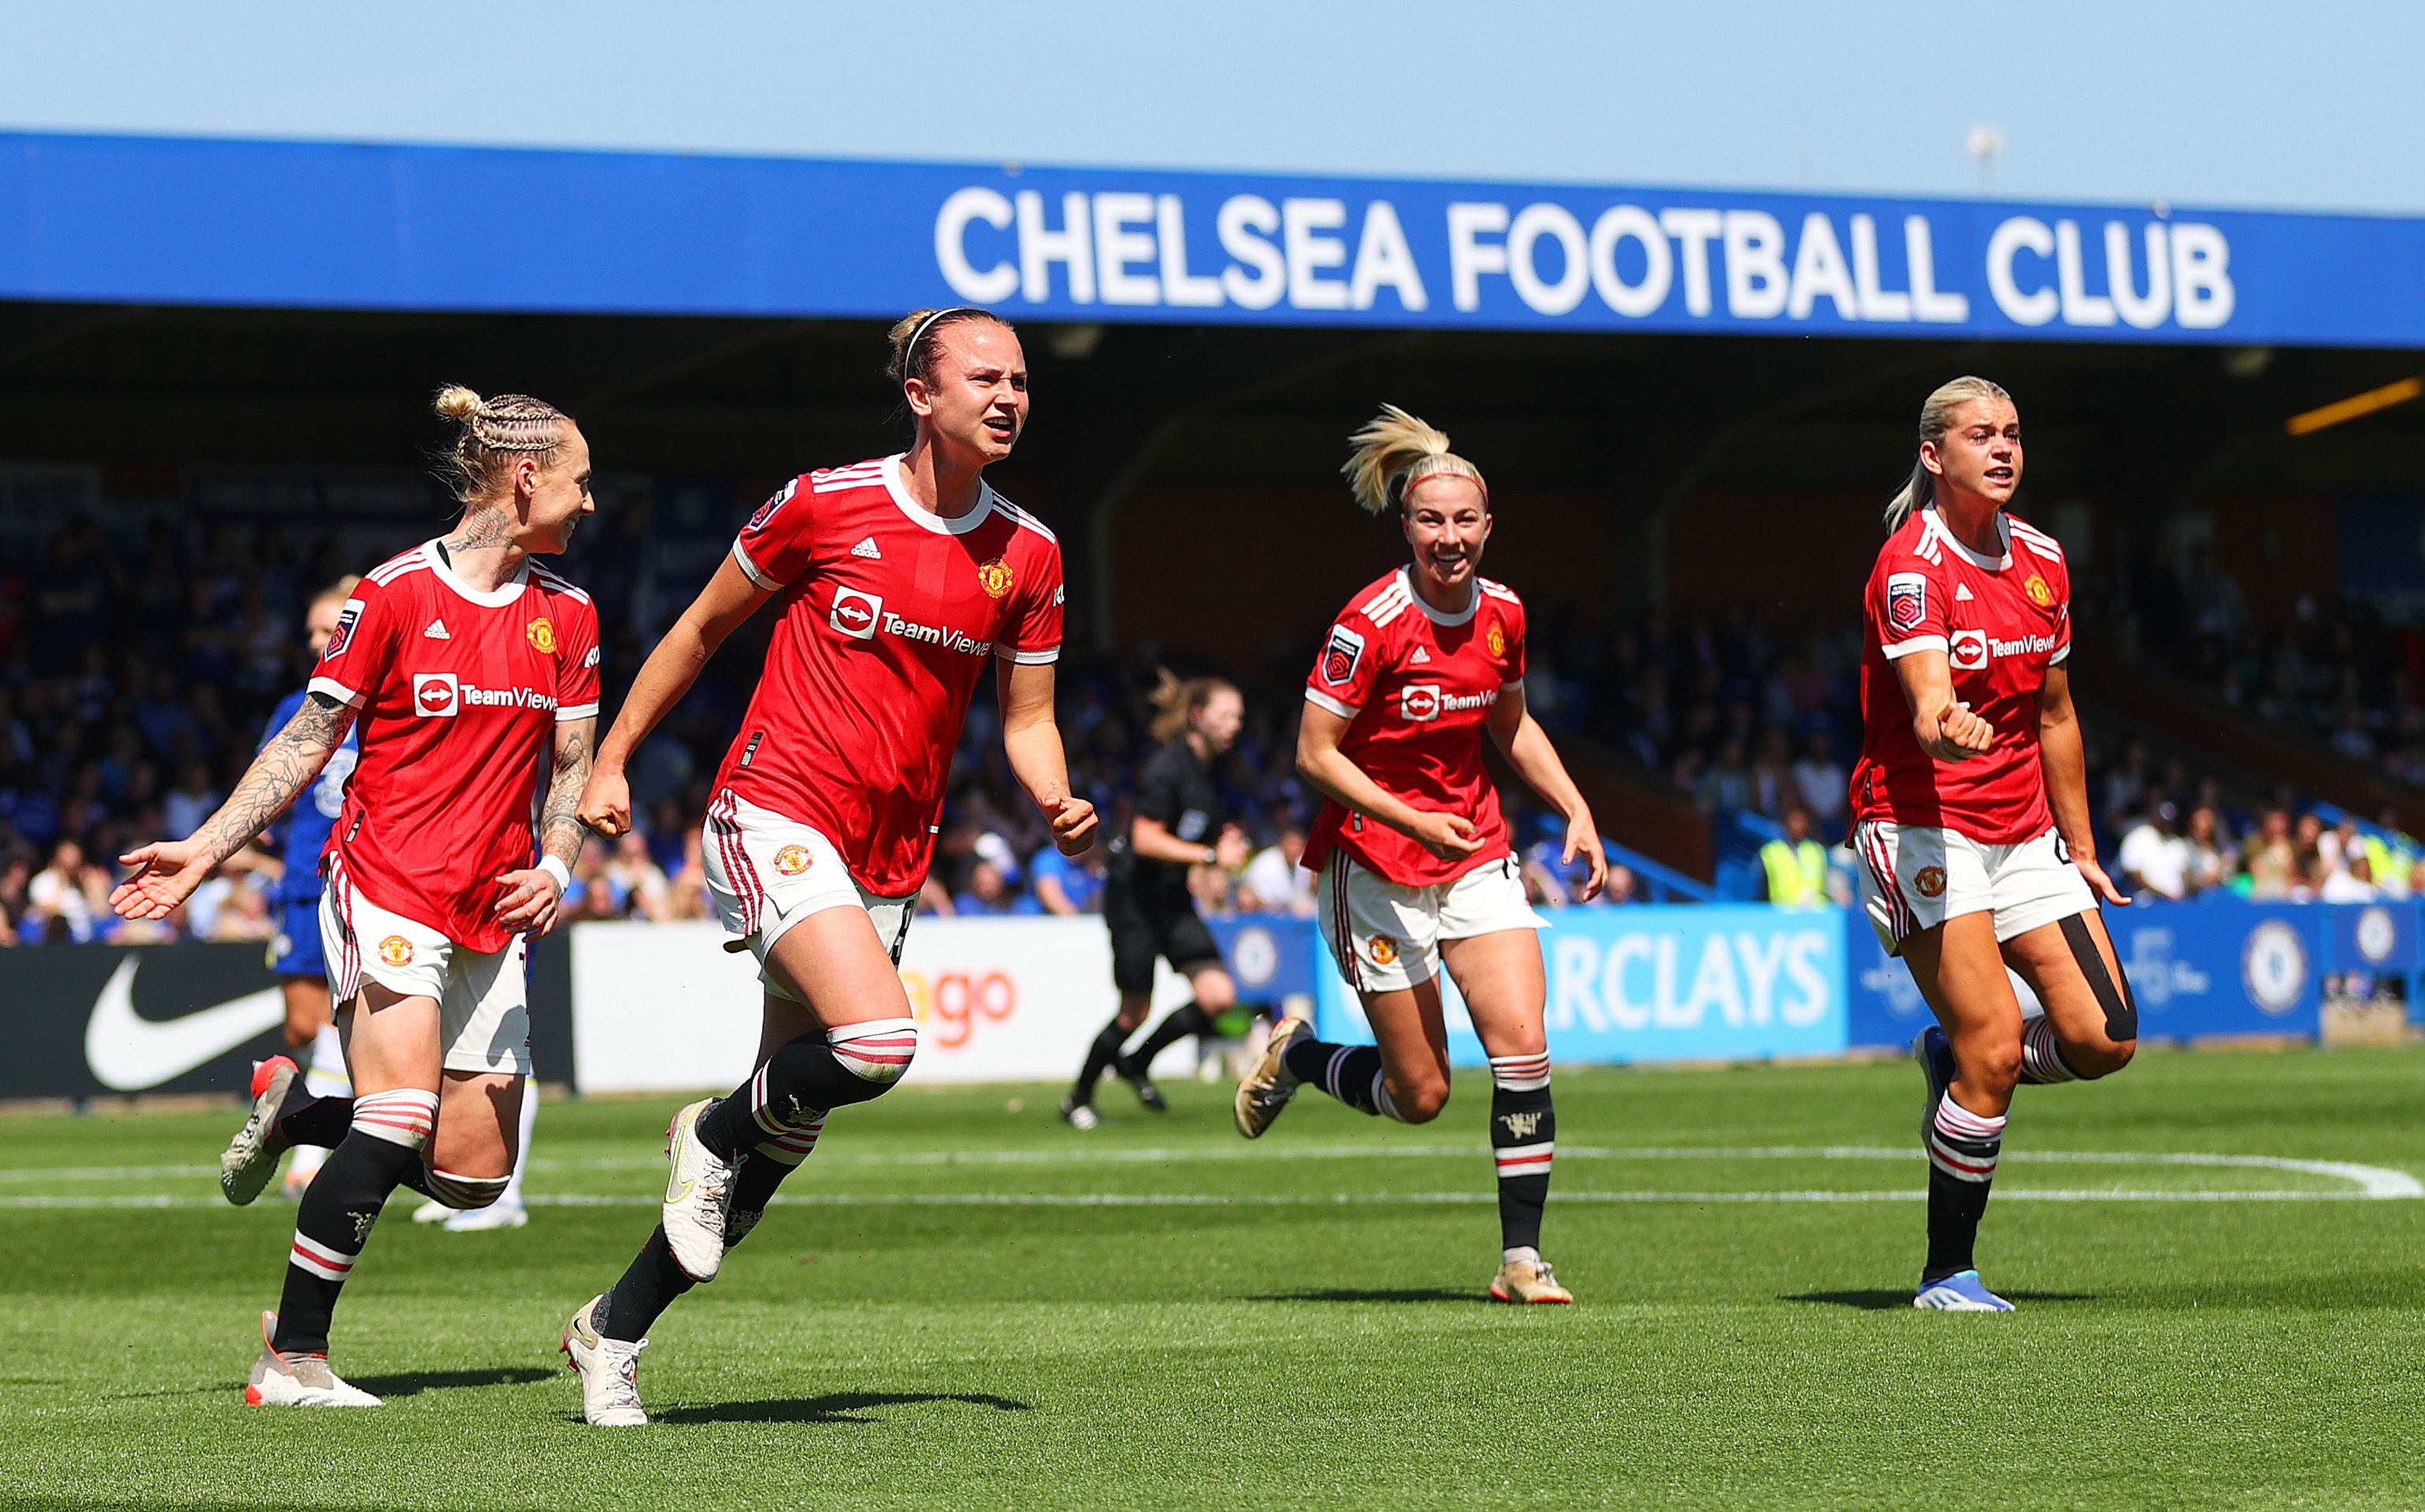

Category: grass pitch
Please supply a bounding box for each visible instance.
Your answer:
[7,1045,2425,1510]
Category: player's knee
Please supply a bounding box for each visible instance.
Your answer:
[1961,1038,2024,1096]
[350,1087,439,1153]
[424,1168,510,1210]
[2070,1035,2136,1079]
[828,1017,919,1089]
[1386,1075,1449,1124]
[1195,974,1236,1013]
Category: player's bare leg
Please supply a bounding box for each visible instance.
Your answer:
[1444,929,1569,1304]
[595,903,918,1363]
[255,981,440,1396]
[1900,914,2022,1310]
[2000,912,2137,1083]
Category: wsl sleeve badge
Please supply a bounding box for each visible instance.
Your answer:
[1321,624,1367,686]
[1885,572,1928,633]
[324,598,365,658]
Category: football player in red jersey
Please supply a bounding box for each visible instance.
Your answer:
[111,388,600,1405]
[559,307,1096,1426]
[1232,406,1604,1306]
[1849,377,2136,1313]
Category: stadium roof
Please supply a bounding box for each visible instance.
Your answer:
[2,131,2420,350]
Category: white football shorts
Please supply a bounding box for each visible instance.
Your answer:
[1316,850,1544,995]
[1853,820,2096,957]
[701,789,916,1002]
[318,857,530,1076]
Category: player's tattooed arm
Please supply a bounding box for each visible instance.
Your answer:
[109,692,355,921]
[540,718,596,872]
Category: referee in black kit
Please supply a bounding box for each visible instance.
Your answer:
[1062,672,1249,1128]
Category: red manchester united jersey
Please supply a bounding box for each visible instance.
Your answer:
[715,454,1063,896]
[1302,567,1525,888]
[1850,506,2070,844]
[307,543,601,954]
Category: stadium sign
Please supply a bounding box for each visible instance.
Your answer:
[1,131,2420,348]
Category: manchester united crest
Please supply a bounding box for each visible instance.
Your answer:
[1914,866,1948,899]
[2024,575,2055,609]
[378,935,414,968]
[1485,623,1507,659]
[977,559,1015,600]
[1368,934,1399,966]
[772,844,814,876]
[526,617,558,655]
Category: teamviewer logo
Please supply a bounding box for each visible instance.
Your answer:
[412,671,461,717]
[830,587,883,641]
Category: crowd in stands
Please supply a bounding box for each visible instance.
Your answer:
[0,505,2414,944]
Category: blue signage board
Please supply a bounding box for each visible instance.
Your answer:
[2323,899,2424,976]
[1315,904,1846,1065]
[1846,900,2326,1049]
[2,131,2420,349]
[1205,915,1323,1004]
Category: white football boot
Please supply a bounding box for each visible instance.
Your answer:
[659,1098,736,1282]
[1233,1016,1311,1139]
[561,1294,649,1426]
[442,1201,528,1231]
[244,1312,381,1407]
[222,1057,300,1206]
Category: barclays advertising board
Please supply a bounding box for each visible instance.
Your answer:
[1315,904,1846,1065]
[1,131,2420,348]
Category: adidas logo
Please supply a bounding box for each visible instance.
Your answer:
[1954,585,1974,602]
[852,537,881,559]
[423,620,451,640]
[1408,646,1430,664]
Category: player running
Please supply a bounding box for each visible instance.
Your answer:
[1062,671,1247,1128]
[560,307,1095,1426]
[1232,405,1605,1305]
[1850,377,2136,1312]
[252,576,362,1199]
[112,387,600,1404]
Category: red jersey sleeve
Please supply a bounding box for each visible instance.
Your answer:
[2048,556,2073,665]
[557,597,602,720]
[731,476,815,591]
[1304,606,1382,719]
[1497,591,1528,683]
[1870,548,1948,662]
[998,541,1064,665]
[305,577,403,709]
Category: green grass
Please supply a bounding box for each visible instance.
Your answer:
[8,1045,2425,1510]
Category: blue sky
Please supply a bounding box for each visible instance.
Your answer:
[2,2,2419,214]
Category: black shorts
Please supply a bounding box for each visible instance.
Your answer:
[1105,888,1223,997]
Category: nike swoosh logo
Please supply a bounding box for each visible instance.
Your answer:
[83,957,285,1092]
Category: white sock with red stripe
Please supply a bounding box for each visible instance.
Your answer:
[1922,1090,2005,1283]
[1488,1053,1555,1255]
[2018,1015,2081,1084]
[698,1018,920,1161]
[272,1087,436,1356]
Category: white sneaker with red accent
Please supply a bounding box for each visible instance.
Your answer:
[243,1312,381,1407]
[221,1058,299,1207]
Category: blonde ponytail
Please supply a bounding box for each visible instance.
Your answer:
[1341,403,1488,515]
[1885,376,2013,531]
[1147,668,1238,744]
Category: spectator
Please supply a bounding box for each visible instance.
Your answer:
[163,760,219,841]
[2116,798,2189,901]
[1602,863,1638,905]
[1757,804,1831,907]
[954,859,1021,916]
[2321,853,2380,904]
[1238,821,1313,916]
[2239,808,2298,899]
[665,829,712,921]
[208,874,278,942]
[606,830,672,921]
[24,836,109,943]
[1790,728,1846,833]
[2181,805,2230,896]
[1030,833,1106,915]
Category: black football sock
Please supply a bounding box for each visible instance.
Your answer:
[1921,1091,2006,1284]
[1070,1017,1131,1106]
[599,1227,694,1344]
[1127,1002,1212,1072]
[1282,1036,1389,1117]
[270,1088,433,1356]
[1487,1054,1555,1256]
[695,1022,912,1160]
[273,1087,353,1150]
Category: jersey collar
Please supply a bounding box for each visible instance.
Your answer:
[1399,565,1480,626]
[419,541,531,606]
[1920,506,2011,572]
[882,453,998,536]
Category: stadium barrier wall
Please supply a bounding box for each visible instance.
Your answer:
[4,937,573,1101]
[15,899,2396,1102]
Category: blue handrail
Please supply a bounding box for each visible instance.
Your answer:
[1601,837,1717,903]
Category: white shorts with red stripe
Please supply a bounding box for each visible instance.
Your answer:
[1316,851,1543,995]
[1853,820,2095,958]
[316,859,531,1075]
[701,789,917,1003]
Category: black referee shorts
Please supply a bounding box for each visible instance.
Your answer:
[1105,888,1224,997]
